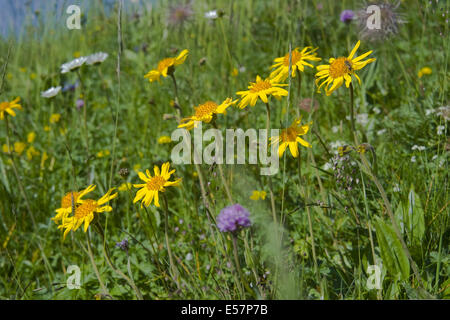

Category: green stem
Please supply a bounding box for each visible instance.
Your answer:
[162,194,180,289]
[349,83,356,143]
[265,102,277,225]
[76,70,90,160]
[86,232,110,296]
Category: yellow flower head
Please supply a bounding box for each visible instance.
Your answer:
[236,76,288,109]
[96,150,110,158]
[418,67,432,78]
[270,118,312,158]
[118,182,132,192]
[250,190,267,201]
[0,97,22,120]
[27,132,36,143]
[50,113,61,124]
[57,186,117,239]
[26,146,40,160]
[270,46,321,82]
[133,162,181,208]
[315,41,376,96]
[178,98,237,130]
[158,136,172,144]
[14,142,26,155]
[144,49,189,83]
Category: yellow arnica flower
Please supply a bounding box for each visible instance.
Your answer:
[315,41,376,96]
[178,98,237,130]
[118,182,132,192]
[52,185,96,224]
[27,132,36,143]
[158,136,172,144]
[270,47,321,82]
[50,113,61,124]
[236,76,288,109]
[144,49,189,83]
[133,162,181,208]
[14,142,27,155]
[270,118,312,158]
[250,190,267,200]
[418,67,432,78]
[0,97,22,120]
[57,187,117,239]
[26,146,40,160]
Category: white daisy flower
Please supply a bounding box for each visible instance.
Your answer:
[61,57,87,74]
[205,10,218,19]
[86,52,109,65]
[41,86,62,98]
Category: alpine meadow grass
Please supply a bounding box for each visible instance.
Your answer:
[0,0,448,301]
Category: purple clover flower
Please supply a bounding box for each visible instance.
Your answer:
[217,204,251,233]
[340,10,354,24]
[76,99,85,110]
[116,238,129,251]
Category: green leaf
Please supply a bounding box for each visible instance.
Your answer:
[406,186,425,246]
[374,217,410,281]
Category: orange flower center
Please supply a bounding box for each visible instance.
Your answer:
[250,80,272,93]
[157,58,175,72]
[281,127,299,142]
[0,102,10,111]
[283,50,302,66]
[194,101,218,118]
[146,176,166,191]
[61,192,80,208]
[74,199,97,219]
[329,57,352,79]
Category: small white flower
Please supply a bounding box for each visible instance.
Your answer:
[432,155,438,161]
[356,113,369,126]
[411,145,426,151]
[437,125,445,135]
[61,57,87,74]
[41,86,61,98]
[185,253,193,261]
[377,129,387,136]
[205,10,218,19]
[86,52,109,65]
[323,162,332,171]
[373,107,381,114]
[332,126,339,133]
[411,156,416,163]
[425,109,434,116]
[393,183,400,192]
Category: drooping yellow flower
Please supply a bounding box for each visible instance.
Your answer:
[158,136,172,144]
[178,98,237,130]
[52,185,96,224]
[250,190,267,201]
[144,49,189,83]
[57,187,117,239]
[236,76,288,109]
[418,67,432,78]
[270,47,321,82]
[133,162,181,208]
[50,113,61,124]
[315,41,376,96]
[0,97,22,120]
[270,118,312,158]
